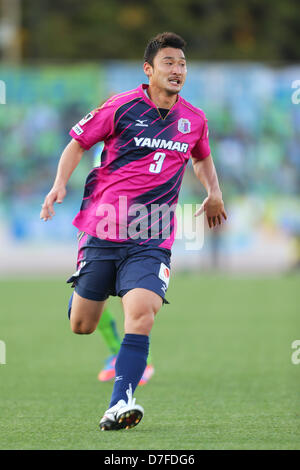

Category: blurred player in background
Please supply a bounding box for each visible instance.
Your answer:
[40,32,227,431]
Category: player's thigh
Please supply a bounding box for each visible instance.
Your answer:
[70,291,106,334]
[117,248,170,335]
[121,288,163,335]
[67,257,117,333]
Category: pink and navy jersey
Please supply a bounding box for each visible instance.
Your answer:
[69,84,211,250]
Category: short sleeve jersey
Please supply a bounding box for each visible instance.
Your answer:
[69,84,211,250]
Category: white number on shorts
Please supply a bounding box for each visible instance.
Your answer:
[149,152,166,174]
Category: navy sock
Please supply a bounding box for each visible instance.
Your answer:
[109,333,149,408]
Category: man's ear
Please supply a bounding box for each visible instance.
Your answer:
[143,62,153,79]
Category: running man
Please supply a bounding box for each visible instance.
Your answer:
[40,32,227,431]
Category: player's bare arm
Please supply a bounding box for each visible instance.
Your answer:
[192,154,227,228]
[40,139,85,221]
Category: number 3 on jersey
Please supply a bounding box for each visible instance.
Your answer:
[149,152,166,174]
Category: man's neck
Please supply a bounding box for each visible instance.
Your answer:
[146,85,178,110]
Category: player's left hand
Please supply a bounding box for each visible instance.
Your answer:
[194,194,227,228]
[40,184,67,221]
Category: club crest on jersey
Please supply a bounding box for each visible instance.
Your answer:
[178,118,191,134]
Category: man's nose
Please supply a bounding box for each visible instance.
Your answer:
[171,63,182,75]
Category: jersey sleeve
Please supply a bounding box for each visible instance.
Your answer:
[191,116,211,160]
[69,100,115,150]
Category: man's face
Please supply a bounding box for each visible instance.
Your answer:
[144,47,187,95]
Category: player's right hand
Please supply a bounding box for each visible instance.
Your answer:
[40,185,66,221]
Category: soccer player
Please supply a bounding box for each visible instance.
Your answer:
[40,32,227,431]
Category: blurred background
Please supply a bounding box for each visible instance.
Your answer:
[1,0,300,276]
[1,2,300,451]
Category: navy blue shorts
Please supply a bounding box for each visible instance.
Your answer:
[67,233,171,304]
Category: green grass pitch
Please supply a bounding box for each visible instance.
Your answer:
[0,274,299,449]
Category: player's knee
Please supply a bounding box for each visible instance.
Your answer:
[70,318,96,335]
[137,311,155,332]
[126,309,155,335]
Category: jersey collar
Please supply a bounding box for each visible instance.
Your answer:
[137,83,181,116]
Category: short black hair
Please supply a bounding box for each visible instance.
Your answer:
[144,32,186,66]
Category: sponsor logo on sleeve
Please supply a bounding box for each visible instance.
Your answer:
[79,112,94,125]
[72,123,84,135]
[178,118,191,134]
